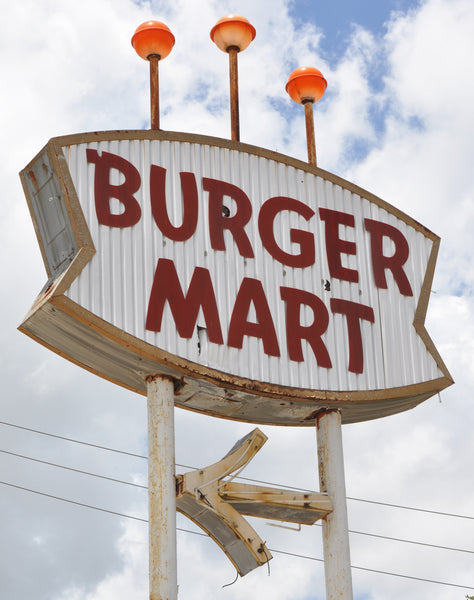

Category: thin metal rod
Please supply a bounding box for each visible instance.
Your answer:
[304,100,317,166]
[228,46,240,142]
[149,55,160,130]
[147,375,177,600]
[316,410,353,600]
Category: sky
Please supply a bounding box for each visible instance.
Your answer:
[0,0,473,598]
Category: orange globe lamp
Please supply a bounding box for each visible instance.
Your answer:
[286,67,327,167]
[132,20,175,131]
[285,66,327,104]
[210,15,256,142]
[131,20,175,60]
[210,14,256,52]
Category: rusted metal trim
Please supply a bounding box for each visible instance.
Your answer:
[228,47,240,142]
[42,295,454,406]
[149,56,160,130]
[220,481,333,524]
[303,100,317,166]
[20,293,453,425]
[43,129,441,239]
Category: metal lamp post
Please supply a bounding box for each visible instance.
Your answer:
[132,20,175,130]
[286,66,327,166]
[210,15,256,141]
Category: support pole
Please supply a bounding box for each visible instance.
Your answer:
[147,375,177,600]
[303,100,317,167]
[316,410,353,600]
[149,55,160,130]
[228,46,240,141]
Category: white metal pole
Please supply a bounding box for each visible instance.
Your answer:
[147,375,178,600]
[316,410,353,600]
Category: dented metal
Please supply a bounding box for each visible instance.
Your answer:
[176,427,333,576]
[220,481,332,524]
[176,428,271,576]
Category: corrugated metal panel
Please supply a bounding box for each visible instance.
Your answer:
[63,138,442,393]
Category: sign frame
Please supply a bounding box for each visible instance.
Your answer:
[19,129,453,425]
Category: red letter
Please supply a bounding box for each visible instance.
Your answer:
[228,278,280,357]
[203,177,254,258]
[259,197,315,267]
[319,208,358,283]
[364,219,413,296]
[330,298,374,374]
[280,287,332,367]
[146,258,223,344]
[86,149,141,227]
[150,165,198,241]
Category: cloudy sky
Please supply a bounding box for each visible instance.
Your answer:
[1,0,473,598]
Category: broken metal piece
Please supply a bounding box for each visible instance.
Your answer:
[176,428,270,576]
[220,481,332,524]
[176,428,333,576]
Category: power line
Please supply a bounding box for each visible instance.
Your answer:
[268,548,474,591]
[1,419,473,521]
[0,420,147,459]
[0,449,147,489]
[346,495,474,520]
[2,446,473,556]
[0,480,147,522]
[0,479,472,593]
[312,523,474,555]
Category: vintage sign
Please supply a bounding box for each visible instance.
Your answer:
[19,130,452,424]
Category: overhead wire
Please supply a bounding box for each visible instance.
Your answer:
[311,522,474,555]
[0,479,472,592]
[0,479,147,522]
[1,419,473,590]
[1,446,473,556]
[267,547,474,591]
[1,419,473,522]
[0,448,147,489]
[0,419,147,459]
[346,495,474,520]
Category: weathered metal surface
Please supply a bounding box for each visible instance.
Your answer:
[176,426,334,575]
[304,100,317,166]
[229,47,240,141]
[150,56,160,131]
[176,429,272,576]
[20,146,78,279]
[19,130,453,425]
[317,410,353,599]
[219,481,332,524]
[147,375,178,600]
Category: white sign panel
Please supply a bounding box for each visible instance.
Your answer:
[20,131,452,424]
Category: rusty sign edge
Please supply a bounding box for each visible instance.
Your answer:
[18,130,454,425]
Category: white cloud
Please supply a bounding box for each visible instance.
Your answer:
[1,0,473,599]
[347,0,474,304]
